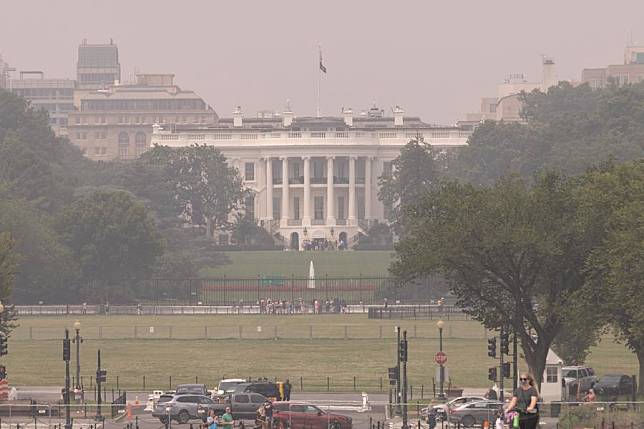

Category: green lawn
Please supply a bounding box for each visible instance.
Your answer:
[200,251,394,278]
[4,315,638,392]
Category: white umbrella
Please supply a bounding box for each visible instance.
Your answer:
[307,260,316,289]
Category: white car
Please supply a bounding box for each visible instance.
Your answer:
[145,390,172,411]
[422,396,487,421]
[562,366,598,394]
[215,378,246,396]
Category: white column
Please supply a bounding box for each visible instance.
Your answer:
[265,157,273,220]
[348,156,356,225]
[303,156,311,226]
[365,156,372,220]
[326,156,335,226]
[280,157,289,227]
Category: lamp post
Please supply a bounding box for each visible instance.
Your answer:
[437,320,446,399]
[73,320,83,391]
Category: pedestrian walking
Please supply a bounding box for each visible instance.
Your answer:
[263,401,273,429]
[506,372,539,429]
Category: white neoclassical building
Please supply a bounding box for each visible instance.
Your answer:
[150,105,471,250]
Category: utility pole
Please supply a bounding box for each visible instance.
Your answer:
[63,329,72,429]
[395,326,401,415]
[512,332,518,390]
[401,330,409,429]
[96,349,107,421]
[499,327,505,402]
[73,321,83,391]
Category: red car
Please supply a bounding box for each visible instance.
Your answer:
[272,401,352,429]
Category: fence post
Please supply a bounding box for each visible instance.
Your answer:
[380,377,383,392]
[169,375,172,390]
[116,376,119,392]
[327,377,330,392]
[300,376,303,392]
[143,375,146,391]
[421,385,424,399]
[353,376,356,391]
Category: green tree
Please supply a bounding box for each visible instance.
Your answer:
[392,173,600,387]
[454,82,644,185]
[0,232,18,336]
[378,138,441,230]
[58,191,164,302]
[581,160,644,393]
[145,144,246,237]
[231,213,277,250]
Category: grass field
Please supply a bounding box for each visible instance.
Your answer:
[199,251,394,278]
[4,315,638,392]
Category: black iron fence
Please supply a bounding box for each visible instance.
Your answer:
[139,276,402,306]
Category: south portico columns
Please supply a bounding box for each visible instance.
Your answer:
[302,156,312,227]
[365,156,373,221]
[348,155,356,226]
[326,156,336,226]
[265,156,273,220]
[280,156,289,228]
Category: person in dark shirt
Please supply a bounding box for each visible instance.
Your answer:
[283,379,292,401]
[506,372,539,429]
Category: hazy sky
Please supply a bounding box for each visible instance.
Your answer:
[2,0,642,123]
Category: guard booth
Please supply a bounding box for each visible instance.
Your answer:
[540,349,563,402]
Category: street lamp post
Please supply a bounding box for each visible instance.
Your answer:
[437,320,446,399]
[73,320,83,391]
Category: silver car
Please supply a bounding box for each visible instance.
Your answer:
[447,400,504,428]
[152,393,215,424]
[422,396,487,421]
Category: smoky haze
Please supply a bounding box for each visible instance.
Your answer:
[1,0,642,123]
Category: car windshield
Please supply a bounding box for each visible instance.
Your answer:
[219,382,241,391]
[562,370,579,378]
[158,396,173,403]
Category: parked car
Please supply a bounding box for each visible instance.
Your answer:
[204,392,269,420]
[232,381,284,401]
[447,400,504,428]
[594,374,634,397]
[176,384,209,396]
[152,393,215,424]
[273,401,352,429]
[422,396,486,421]
[561,366,597,394]
[216,378,246,396]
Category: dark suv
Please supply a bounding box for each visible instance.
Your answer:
[233,382,283,401]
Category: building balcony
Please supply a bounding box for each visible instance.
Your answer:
[289,177,304,184]
[287,219,302,226]
[336,219,347,225]
[312,219,325,225]
[334,177,349,184]
[272,177,283,185]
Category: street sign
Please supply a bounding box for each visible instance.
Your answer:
[434,351,447,365]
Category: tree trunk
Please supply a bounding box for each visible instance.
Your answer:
[522,339,550,390]
[638,349,644,395]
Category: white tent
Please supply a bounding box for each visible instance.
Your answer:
[541,348,564,402]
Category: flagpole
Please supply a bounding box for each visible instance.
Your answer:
[317,45,321,118]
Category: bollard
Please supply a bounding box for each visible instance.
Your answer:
[327,377,330,392]
[169,375,172,390]
[353,376,356,391]
[300,376,303,391]
[143,375,146,391]
[421,384,424,399]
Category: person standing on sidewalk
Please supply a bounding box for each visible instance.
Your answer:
[283,379,292,401]
[220,406,234,429]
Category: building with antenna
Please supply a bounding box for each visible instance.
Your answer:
[581,44,644,88]
[150,104,471,250]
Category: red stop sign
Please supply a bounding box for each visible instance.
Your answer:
[435,351,447,365]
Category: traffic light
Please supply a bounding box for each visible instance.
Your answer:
[502,362,511,379]
[487,338,497,358]
[398,340,408,362]
[96,369,107,383]
[388,367,399,384]
[488,367,497,382]
[62,338,71,361]
[500,331,510,355]
[0,336,7,356]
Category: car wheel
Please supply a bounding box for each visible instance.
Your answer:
[178,410,190,424]
[328,421,342,429]
[461,415,476,428]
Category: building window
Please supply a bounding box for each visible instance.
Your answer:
[546,367,558,383]
[118,132,129,146]
[244,162,255,181]
[313,159,325,179]
[383,161,393,177]
[75,116,81,125]
[273,197,281,220]
[337,196,345,220]
[245,195,255,220]
[314,196,324,220]
[293,197,300,220]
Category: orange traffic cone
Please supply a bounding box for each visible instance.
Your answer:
[126,403,132,420]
